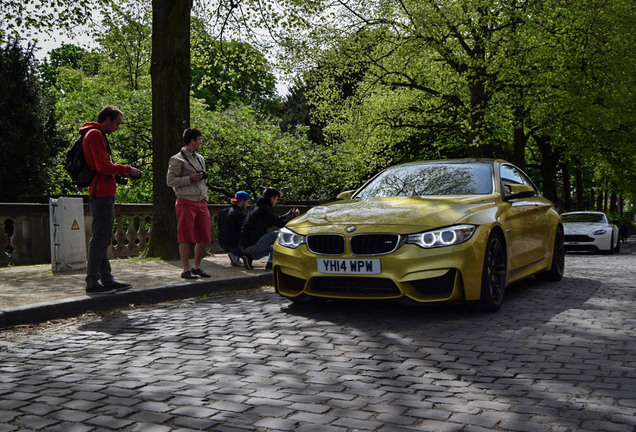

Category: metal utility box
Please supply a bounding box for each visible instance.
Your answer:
[49,197,87,271]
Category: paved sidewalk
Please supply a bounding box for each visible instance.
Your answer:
[0,254,272,329]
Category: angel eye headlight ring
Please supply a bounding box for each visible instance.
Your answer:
[406,225,475,249]
[277,227,306,249]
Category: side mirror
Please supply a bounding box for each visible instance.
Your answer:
[336,190,355,200]
[503,183,535,201]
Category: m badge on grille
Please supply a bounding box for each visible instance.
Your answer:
[346,226,357,233]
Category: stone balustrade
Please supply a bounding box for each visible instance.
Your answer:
[1,202,305,267]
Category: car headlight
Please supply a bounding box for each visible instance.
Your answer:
[406,225,476,249]
[591,229,607,236]
[277,227,306,249]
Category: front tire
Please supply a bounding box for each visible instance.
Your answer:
[478,232,507,313]
[607,234,615,255]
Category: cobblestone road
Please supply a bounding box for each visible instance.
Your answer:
[1,243,635,432]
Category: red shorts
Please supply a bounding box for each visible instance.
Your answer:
[175,198,211,244]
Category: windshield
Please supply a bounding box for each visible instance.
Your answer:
[354,163,494,198]
[561,213,607,223]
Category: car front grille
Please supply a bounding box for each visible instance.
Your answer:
[351,234,401,255]
[307,234,345,255]
[306,233,402,255]
[565,234,594,243]
[411,269,456,296]
[310,277,401,296]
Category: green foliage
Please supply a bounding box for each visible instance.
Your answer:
[39,43,101,92]
[40,2,154,202]
[273,0,636,206]
[191,19,279,115]
[0,40,59,201]
[34,1,341,206]
[536,0,636,208]
[94,2,151,91]
[192,103,340,203]
[48,61,154,201]
[7,0,634,211]
[0,0,98,43]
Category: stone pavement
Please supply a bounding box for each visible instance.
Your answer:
[0,241,635,431]
[0,254,272,329]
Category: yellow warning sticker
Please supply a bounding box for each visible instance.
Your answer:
[71,220,80,230]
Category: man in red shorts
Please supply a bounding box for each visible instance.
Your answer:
[166,128,212,279]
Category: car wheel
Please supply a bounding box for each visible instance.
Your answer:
[478,232,506,313]
[614,237,621,253]
[536,227,565,282]
[607,234,615,255]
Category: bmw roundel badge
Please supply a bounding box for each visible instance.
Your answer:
[346,226,357,233]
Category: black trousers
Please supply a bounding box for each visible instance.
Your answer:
[86,197,115,287]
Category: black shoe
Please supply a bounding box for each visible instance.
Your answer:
[242,256,254,270]
[191,267,211,278]
[265,262,273,270]
[102,281,132,291]
[181,270,199,279]
[86,284,115,295]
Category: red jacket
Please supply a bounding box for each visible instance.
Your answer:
[80,122,132,197]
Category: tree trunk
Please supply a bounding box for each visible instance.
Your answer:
[534,134,559,203]
[610,191,617,214]
[145,0,192,259]
[575,166,584,211]
[597,190,604,212]
[465,68,490,158]
[511,105,527,169]
[561,162,571,212]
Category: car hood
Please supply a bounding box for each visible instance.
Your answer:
[564,222,612,235]
[287,195,497,234]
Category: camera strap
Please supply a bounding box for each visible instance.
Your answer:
[181,150,205,173]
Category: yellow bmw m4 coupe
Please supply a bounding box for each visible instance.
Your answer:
[273,159,564,312]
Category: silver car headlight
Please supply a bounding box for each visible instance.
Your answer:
[278,227,306,249]
[406,225,476,249]
[591,229,607,236]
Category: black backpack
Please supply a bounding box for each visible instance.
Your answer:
[65,129,101,188]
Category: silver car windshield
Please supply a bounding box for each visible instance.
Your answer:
[561,213,606,223]
[354,163,494,198]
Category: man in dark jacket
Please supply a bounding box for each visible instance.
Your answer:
[239,187,299,269]
[217,191,251,266]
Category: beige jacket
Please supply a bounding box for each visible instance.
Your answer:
[166,148,209,202]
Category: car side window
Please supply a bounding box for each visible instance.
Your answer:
[500,165,539,196]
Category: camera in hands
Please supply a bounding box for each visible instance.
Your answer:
[198,171,208,180]
[115,172,142,185]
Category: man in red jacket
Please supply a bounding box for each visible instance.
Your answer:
[81,105,142,294]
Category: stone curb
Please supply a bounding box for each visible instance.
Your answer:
[0,273,273,329]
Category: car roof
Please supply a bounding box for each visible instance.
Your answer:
[561,211,606,215]
[393,158,507,167]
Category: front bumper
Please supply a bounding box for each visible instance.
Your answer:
[273,226,490,303]
[564,234,610,252]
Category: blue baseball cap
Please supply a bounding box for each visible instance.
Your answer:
[231,191,251,202]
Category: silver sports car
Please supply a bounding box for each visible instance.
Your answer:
[562,211,620,253]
